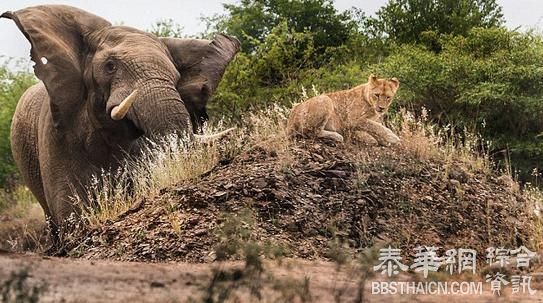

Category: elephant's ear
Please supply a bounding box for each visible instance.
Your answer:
[1,5,111,126]
[161,35,240,130]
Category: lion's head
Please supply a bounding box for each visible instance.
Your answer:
[367,74,400,114]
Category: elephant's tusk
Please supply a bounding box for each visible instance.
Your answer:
[194,127,236,143]
[111,90,138,120]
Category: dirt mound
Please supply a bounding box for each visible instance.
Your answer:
[66,141,535,262]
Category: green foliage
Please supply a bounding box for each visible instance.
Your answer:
[368,0,504,44]
[209,19,369,120]
[209,23,319,120]
[0,62,36,186]
[149,19,185,38]
[207,0,359,59]
[373,27,543,141]
[208,0,273,52]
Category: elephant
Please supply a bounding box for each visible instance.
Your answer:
[1,5,240,243]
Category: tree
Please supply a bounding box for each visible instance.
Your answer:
[149,19,185,38]
[368,0,504,44]
[206,0,358,55]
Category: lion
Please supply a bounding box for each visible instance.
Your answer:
[286,74,400,145]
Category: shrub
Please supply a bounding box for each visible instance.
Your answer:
[371,28,543,177]
[208,0,358,56]
[209,23,370,121]
[366,0,504,44]
[373,28,543,139]
[0,61,37,187]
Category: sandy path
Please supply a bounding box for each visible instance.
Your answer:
[0,252,541,302]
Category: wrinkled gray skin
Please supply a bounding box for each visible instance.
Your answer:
[1,5,239,241]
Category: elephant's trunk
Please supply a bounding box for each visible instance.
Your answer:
[126,80,192,138]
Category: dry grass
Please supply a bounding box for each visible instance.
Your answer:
[79,106,292,228]
[0,186,47,252]
[352,108,494,191]
[79,127,240,228]
[525,186,543,250]
[246,104,293,168]
[391,108,492,175]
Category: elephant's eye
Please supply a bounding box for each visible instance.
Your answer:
[104,60,117,74]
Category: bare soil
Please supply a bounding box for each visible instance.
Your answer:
[1,252,542,302]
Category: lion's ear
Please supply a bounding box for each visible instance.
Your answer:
[368,74,379,85]
[390,77,400,90]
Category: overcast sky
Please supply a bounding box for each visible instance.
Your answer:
[1,0,542,69]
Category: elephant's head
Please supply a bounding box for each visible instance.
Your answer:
[2,5,239,146]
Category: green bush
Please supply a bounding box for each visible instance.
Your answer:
[370,28,543,177]
[366,0,504,44]
[373,28,543,140]
[209,21,371,121]
[209,22,319,120]
[0,62,36,186]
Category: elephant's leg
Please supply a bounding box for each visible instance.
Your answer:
[45,180,83,229]
[38,113,87,247]
[43,219,63,255]
[10,84,49,216]
[359,120,400,146]
[41,182,83,256]
[9,83,62,254]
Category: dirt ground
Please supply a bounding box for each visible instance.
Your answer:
[65,141,536,263]
[2,137,542,302]
[1,252,542,302]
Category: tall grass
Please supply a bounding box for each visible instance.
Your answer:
[391,108,492,174]
[79,130,237,227]
[0,186,46,251]
[79,106,296,227]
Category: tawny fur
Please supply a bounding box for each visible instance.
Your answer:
[287,75,400,145]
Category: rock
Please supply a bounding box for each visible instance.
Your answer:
[448,166,470,183]
[150,281,165,288]
[213,191,228,198]
[253,178,268,188]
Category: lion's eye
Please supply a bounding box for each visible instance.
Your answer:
[104,60,117,74]
[374,94,380,98]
